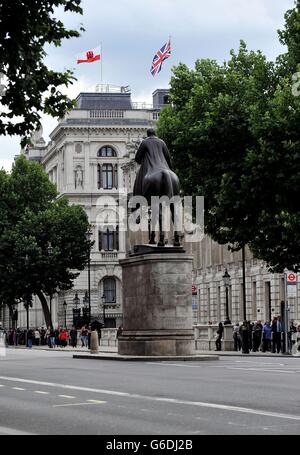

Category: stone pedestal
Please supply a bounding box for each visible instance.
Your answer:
[90,330,99,354]
[118,250,194,356]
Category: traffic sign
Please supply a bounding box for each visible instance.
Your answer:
[192,285,197,295]
[287,272,297,285]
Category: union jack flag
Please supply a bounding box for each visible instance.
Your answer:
[150,39,171,77]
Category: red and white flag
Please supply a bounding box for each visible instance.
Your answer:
[77,46,101,64]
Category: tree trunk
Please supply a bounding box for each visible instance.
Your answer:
[37,291,52,329]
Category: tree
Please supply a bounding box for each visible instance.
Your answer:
[0,156,91,327]
[0,0,83,145]
[278,0,300,74]
[157,21,300,272]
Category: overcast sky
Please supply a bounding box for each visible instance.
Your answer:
[0,0,295,171]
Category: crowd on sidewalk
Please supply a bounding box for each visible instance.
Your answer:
[215,316,300,354]
[2,325,98,349]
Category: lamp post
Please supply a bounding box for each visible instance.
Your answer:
[83,291,89,325]
[86,230,92,324]
[101,294,106,328]
[63,300,67,328]
[72,292,81,328]
[47,243,54,328]
[223,269,231,321]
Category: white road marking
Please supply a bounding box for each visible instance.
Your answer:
[34,391,49,395]
[0,385,4,387]
[0,375,299,422]
[12,387,26,391]
[0,425,36,435]
[147,362,202,368]
[53,400,106,408]
[235,361,285,366]
[226,367,295,374]
[58,395,76,399]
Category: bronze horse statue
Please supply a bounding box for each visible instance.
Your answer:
[133,129,181,246]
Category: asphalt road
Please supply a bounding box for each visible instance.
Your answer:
[0,349,299,435]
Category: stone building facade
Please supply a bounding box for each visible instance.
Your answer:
[1,85,299,330]
[8,85,169,330]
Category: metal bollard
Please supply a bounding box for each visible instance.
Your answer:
[90,330,99,354]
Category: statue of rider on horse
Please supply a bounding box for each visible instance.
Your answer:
[133,128,181,247]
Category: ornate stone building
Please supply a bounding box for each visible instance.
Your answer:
[1,85,299,330]
[11,85,169,329]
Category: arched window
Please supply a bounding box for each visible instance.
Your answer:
[98,146,117,158]
[103,278,116,303]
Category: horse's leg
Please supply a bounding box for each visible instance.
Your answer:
[158,204,165,246]
[170,203,181,246]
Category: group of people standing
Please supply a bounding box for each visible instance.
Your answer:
[4,325,93,349]
[215,316,300,354]
[46,325,91,348]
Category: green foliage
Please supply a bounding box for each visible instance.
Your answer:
[157,20,300,272]
[0,156,91,313]
[0,0,84,145]
[278,0,300,73]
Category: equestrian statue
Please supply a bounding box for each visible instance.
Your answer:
[133,128,181,247]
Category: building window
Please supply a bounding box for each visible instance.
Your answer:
[103,278,116,303]
[98,146,117,158]
[99,226,119,251]
[97,164,118,189]
[102,164,113,189]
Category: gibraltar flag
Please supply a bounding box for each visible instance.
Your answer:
[77,46,101,64]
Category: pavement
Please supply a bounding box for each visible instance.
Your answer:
[0,348,299,435]
[10,345,299,358]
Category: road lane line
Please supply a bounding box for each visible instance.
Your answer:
[12,387,26,391]
[34,391,49,395]
[53,401,106,408]
[226,367,295,374]
[0,425,37,435]
[58,395,76,399]
[235,361,285,366]
[147,362,202,368]
[1,375,299,422]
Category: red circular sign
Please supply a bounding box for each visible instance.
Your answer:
[288,273,296,282]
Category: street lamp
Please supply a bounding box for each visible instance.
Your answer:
[72,292,81,328]
[47,243,53,326]
[223,269,231,321]
[63,300,67,328]
[73,292,80,308]
[101,294,106,328]
[83,291,89,325]
[86,229,92,324]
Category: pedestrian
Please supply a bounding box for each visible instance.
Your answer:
[34,328,41,346]
[59,328,68,348]
[80,325,88,348]
[272,316,283,353]
[54,327,60,347]
[27,329,33,349]
[252,320,263,352]
[70,325,78,348]
[233,323,241,351]
[239,320,250,354]
[288,321,297,352]
[117,326,123,338]
[215,322,223,351]
[262,321,272,352]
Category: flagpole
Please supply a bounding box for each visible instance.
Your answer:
[100,42,103,84]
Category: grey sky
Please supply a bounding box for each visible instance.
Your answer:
[0,0,295,170]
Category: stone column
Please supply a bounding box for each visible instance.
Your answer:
[118,252,194,356]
